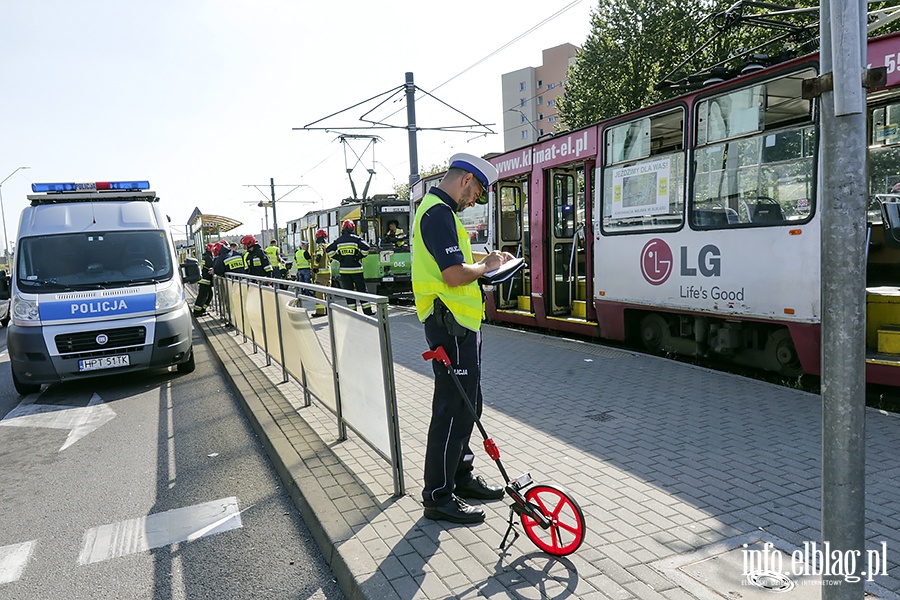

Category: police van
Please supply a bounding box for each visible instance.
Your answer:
[7,181,201,395]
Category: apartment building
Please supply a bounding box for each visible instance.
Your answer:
[500,43,578,151]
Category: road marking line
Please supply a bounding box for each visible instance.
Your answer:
[0,393,116,451]
[0,540,36,584]
[78,497,242,565]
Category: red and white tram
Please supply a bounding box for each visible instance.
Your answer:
[414,31,900,386]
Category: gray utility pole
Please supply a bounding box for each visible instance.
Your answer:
[270,177,278,250]
[405,72,419,261]
[817,0,872,595]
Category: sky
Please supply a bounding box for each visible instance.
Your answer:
[0,0,596,245]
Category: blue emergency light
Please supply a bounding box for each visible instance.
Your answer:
[31,181,150,193]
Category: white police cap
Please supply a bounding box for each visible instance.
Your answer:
[449,153,498,189]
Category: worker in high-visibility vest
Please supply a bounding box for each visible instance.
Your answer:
[265,239,283,279]
[294,240,312,296]
[414,152,513,525]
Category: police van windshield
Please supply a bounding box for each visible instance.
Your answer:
[16,230,174,290]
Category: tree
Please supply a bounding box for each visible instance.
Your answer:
[558,0,708,128]
[393,163,448,200]
[557,0,824,129]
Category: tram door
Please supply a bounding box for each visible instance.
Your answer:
[496,180,529,310]
[547,167,586,316]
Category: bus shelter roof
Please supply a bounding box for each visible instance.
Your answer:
[190,213,242,234]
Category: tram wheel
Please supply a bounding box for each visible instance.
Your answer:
[520,484,586,556]
[765,328,802,377]
[640,314,670,353]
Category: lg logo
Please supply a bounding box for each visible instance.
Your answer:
[640,239,673,286]
[640,239,722,286]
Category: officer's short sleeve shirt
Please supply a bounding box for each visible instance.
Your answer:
[420,187,465,272]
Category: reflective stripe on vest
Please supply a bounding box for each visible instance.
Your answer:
[224,255,244,271]
[412,193,483,332]
[294,250,310,269]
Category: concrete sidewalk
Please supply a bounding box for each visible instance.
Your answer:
[190,299,900,600]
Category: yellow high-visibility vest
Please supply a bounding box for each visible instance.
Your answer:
[412,193,483,332]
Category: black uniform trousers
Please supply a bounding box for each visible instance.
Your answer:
[339,271,373,313]
[421,313,482,508]
[193,280,213,313]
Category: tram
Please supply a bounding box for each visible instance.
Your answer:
[413,31,900,386]
[285,194,412,296]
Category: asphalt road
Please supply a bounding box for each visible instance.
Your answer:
[0,325,345,600]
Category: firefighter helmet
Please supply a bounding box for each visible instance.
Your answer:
[241,235,258,248]
[315,229,327,240]
[205,242,215,252]
[341,219,355,232]
[210,243,221,257]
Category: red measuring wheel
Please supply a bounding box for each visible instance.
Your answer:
[520,484,586,556]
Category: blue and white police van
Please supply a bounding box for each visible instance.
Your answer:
[7,181,201,395]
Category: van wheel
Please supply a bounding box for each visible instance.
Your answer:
[177,349,196,374]
[12,367,40,396]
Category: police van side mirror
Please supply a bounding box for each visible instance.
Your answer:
[181,257,201,283]
[0,270,9,301]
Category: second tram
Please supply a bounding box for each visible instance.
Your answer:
[414,31,900,386]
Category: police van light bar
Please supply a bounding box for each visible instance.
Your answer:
[31,181,150,193]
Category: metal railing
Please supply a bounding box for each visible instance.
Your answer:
[212,274,404,496]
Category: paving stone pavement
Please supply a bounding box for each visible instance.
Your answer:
[189,293,900,600]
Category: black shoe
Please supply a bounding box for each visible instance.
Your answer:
[455,475,505,501]
[423,496,485,524]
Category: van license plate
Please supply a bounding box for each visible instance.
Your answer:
[79,355,130,372]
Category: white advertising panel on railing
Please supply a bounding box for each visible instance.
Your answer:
[260,286,280,356]
[282,298,336,412]
[227,280,244,332]
[331,304,390,459]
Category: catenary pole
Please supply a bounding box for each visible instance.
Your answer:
[270,178,279,251]
[819,0,867,595]
[405,72,419,262]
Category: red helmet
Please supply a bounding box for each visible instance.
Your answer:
[241,234,258,247]
[341,220,355,232]
[315,229,327,240]
[205,242,214,252]
[210,243,221,257]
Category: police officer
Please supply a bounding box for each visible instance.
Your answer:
[326,220,373,315]
[192,243,216,316]
[294,240,313,296]
[241,235,273,278]
[414,153,513,524]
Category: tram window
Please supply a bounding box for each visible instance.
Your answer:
[499,185,522,241]
[697,85,765,145]
[553,173,577,237]
[601,108,686,234]
[691,125,814,228]
[608,118,650,163]
[869,101,900,195]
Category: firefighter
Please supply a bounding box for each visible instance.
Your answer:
[311,229,331,315]
[192,243,215,316]
[241,235,272,278]
[326,220,373,315]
